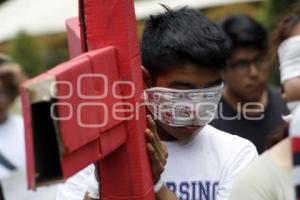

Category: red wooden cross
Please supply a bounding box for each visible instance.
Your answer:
[20,0,154,199]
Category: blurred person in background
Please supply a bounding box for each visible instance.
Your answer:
[229,7,300,200]
[211,14,289,154]
[0,54,57,200]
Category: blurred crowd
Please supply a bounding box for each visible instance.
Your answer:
[0,55,57,199]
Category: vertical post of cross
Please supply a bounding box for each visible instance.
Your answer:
[78,0,153,199]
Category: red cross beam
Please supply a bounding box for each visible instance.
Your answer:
[20,0,154,199]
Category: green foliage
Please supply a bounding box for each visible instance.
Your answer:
[259,0,299,30]
[9,32,44,77]
[257,0,300,85]
[7,32,69,78]
[42,38,69,71]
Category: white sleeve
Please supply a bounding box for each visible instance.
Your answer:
[56,164,95,200]
[86,170,100,199]
[217,137,258,200]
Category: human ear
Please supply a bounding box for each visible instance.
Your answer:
[141,65,152,88]
[221,69,227,80]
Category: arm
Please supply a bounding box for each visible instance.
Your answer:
[82,177,180,200]
[56,165,95,200]
[82,115,179,200]
[82,183,180,200]
[83,116,179,200]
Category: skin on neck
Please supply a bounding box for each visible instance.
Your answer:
[223,86,268,117]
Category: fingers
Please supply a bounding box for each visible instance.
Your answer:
[146,115,168,159]
[147,115,157,134]
[146,116,163,151]
[146,129,167,165]
[147,143,165,183]
[146,115,169,184]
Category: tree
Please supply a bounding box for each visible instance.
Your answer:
[9,32,44,77]
[256,0,299,85]
[0,0,8,4]
[259,0,299,30]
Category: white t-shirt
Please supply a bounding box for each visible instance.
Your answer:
[0,115,58,200]
[56,165,95,200]
[162,125,258,200]
[0,115,25,178]
[56,125,258,200]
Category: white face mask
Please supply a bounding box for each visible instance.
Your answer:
[144,84,223,127]
[278,36,300,83]
[278,36,300,122]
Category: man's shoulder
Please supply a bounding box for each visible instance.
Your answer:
[202,125,256,151]
[200,125,258,172]
[267,85,289,114]
[268,85,282,96]
[267,85,286,105]
[203,125,253,143]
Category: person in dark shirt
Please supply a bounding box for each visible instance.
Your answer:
[210,15,289,154]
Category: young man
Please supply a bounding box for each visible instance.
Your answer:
[0,55,23,200]
[0,55,58,200]
[57,7,258,200]
[210,15,289,154]
[229,9,300,200]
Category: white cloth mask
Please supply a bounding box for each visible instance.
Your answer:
[278,36,300,83]
[144,84,223,127]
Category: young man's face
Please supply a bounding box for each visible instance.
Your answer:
[222,46,269,102]
[149,64,222,141]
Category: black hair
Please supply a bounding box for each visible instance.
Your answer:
[0,75,18,100]
[0,55,18,99]
[220,14,268,55]
[273,5,300,54]
[141,6,229,79]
